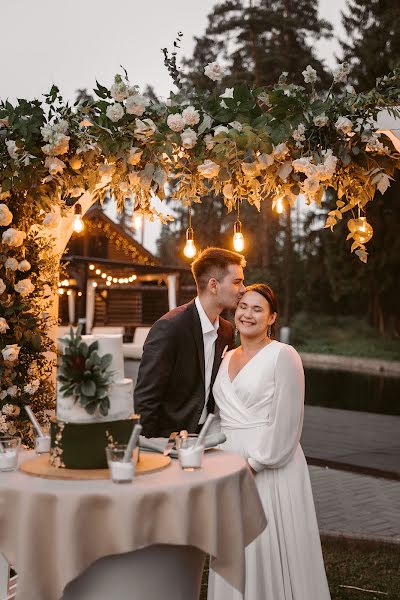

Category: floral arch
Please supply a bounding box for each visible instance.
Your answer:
[0,63,399,440]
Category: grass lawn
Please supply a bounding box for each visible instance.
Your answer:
[291,314,400,362]
[200,537,400,599]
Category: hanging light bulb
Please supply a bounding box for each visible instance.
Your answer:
[274,196,284,214]
[73,202,85,233]
[233,220,245,252]
[183,204,197,259]
[348,216,373,244]
[133,213,143,230]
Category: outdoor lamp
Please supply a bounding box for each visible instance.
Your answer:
[348,216,373,244]
[184,227,197,258]
[183,203,197,259]
[233,220,245,252]
[73,202,85,233]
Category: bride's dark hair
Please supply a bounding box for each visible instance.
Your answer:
[245,283,278,338]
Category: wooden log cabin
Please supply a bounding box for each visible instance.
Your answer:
[58,206,194,336]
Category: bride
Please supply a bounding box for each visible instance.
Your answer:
[208,284,331,600]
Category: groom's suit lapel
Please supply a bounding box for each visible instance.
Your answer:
[211,325,227,388]
[188,300,205,382]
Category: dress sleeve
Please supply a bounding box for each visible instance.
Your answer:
[248,345,305,472]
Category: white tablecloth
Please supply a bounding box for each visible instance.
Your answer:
[0,450,266,600]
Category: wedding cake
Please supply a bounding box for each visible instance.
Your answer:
[50,333,138,469]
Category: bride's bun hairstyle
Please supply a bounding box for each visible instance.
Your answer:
[245,283,278,338]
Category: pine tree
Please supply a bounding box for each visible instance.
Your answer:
[340,0,400,90]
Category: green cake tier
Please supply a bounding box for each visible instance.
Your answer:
[50,415,140,469]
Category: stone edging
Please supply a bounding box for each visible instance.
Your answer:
[300,352,400,377]
[320,529,400,546]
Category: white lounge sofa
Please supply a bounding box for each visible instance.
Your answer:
[91,326,125,336]
[123,327,151,361]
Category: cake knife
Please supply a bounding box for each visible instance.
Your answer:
[163,431,178,456]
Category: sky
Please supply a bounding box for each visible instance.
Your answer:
[1,0,347,253]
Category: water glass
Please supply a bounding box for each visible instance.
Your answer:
[35,435,51,454]
[0,436,21,472]
[176,434,205,471]
[106,444,138,483]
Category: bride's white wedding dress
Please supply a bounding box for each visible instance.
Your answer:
[208,340,331,600]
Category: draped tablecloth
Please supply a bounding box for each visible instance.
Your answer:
[0,450,266,600]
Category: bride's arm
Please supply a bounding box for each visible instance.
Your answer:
[248,345,304,473]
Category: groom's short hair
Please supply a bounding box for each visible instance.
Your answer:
[191,247,246,292]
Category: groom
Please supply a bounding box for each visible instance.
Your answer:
[134,247,246,438]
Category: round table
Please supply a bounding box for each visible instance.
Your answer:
[0,450,266,600]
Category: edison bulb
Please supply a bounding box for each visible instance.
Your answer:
[275,197,284,214]
[184,239,197,258]
[233,232,245,252]
[353,217,373,244]
[73,214,85,233]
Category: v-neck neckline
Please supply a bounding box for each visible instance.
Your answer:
[227,341,276,384]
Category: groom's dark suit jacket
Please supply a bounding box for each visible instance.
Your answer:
[133,299,234,438]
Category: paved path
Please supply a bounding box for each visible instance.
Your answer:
[309,466,400,543]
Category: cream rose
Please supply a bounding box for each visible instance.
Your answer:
[110,81,128,102]
[14,278,35,297]
[204,61,223,82]
[24,379,40,395]
[2,228,26,247]
[43,212,61,228]
[167,113,185,132]
[1,344,21,362]
[335,116,353,135]
[303,177,320,194]
[18,259,31,272]
[4,257,18,271]
[125,94,148,116]
[106,103,124,123]
[197,159,220,178]
[6,385,18,397]
[182,106,200,126]
[0,204,13,226]
[2,403,20,416]
[0,318,10,333]
[0,279,5,294]
[180,128,197,149]
[203,134,215,150]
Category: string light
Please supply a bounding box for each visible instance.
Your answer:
[183,204,197,259]
[58,289,64,295]
[66,290,72,296]
[72,202,85,233]
[273,196,284,214]
[233,202,245,252]
[133,213,143,230]
[348,216,373,244]
[89,264,95,271]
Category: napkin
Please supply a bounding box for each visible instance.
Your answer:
[139,432,226,458]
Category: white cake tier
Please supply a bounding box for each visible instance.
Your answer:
[57,378,134,423]
[81,334,125,380]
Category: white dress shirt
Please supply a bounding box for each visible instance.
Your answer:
[195,297,219,425]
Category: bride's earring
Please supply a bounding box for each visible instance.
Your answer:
[234,327,239,338]
[267,325,272,338]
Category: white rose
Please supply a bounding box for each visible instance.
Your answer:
[127,148,143,166]
[167,113,185,132]
[214,125,229,137]
[4,257,18,271]
[106,103,124,123]
[204,61,223,82]
[24,379,40,395]
[14,278,35,297]
[6,385,18,398]
[125,94,148,116]
[333,63,351,83]
[18,259,31,272]
[40,125,53,142]
[6,140,18,160]
[0,279,5,294]
[303,177,320,194]
[0,204,13,226]
[335,116,353,135]
[2,403,20,416]
[302,65,317,83]
[292,157,317,178]
[229,121,242,132]
[43,212,61,228]
[45,156,66,175]
[182,106,200,126]
[0,414,8,433]
[110,81,128,102]
[197,159,220,178]
[313,114,329,127]
[292,123,306,143]
[180,128,198,149]
[0,317,10,333]
[2,228,27,247]
[1,344,21,362]
[203,134,215,150]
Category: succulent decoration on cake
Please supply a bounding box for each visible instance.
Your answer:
[57,326,113,416]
